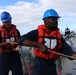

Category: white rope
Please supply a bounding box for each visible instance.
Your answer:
[48,50,76,59]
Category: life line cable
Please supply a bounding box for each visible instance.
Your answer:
[48,50,76,59]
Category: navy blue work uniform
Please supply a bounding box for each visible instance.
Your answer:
[18,30,75,75]
[0,29,23,75]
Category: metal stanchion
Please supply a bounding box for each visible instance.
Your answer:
[20,47,26,74]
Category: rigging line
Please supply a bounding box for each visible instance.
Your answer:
[48,50,76,59]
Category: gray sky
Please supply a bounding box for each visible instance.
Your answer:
[0,0,76,35]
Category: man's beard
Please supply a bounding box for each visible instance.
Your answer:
[48,25,57,31]
[47,22,58,31]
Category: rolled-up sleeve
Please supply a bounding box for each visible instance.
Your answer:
[18,35,27,45]
[18,30,38,45]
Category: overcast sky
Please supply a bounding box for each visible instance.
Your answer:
[0,0,76,35]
